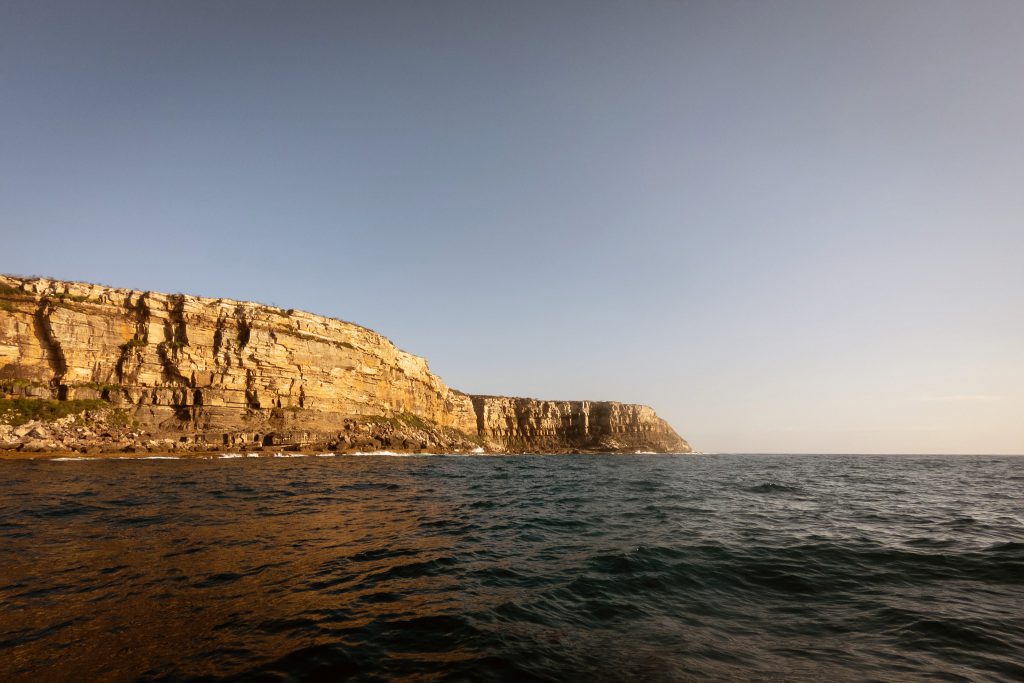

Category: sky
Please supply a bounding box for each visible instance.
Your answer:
[2,1,1022,454]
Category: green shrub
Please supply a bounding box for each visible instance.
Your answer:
[120,339,148,352]
[56,293,91,303]
[0,398,107,426]
[0,378,47,393]
[397,412,430,431]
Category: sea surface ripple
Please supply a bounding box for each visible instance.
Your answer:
[1,454,1022,681]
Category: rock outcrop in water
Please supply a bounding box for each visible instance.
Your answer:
[0,275,690,455]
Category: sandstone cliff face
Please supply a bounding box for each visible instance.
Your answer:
[0,275,689,454]
[472,396,688,453]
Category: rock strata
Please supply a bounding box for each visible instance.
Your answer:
[0,275,690,456]
[472,396,687,453]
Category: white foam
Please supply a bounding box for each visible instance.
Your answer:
[142,455,180,460]
[246,453,260,458]
[51,456,89,461]
[272,452,308,458]
[219,453,244,459]
[472,446,485,454]
[314,453,336,457]
[354,450,482,457]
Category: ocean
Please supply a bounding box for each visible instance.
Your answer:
[1,454,1022,681]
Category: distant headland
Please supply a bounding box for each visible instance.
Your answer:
[0,274,690,457]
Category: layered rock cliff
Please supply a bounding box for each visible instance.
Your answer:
[472,396,686,453]
[0,275,690,455]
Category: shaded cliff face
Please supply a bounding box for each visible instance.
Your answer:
[0,275,689,454]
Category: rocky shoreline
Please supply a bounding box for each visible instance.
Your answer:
[0,409,676,459]
[0,404,481,457]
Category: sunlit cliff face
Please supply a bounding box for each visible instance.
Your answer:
[0,274,689,454]
[0,274,477,431]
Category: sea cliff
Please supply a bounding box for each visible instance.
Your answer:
[0,275,690,456]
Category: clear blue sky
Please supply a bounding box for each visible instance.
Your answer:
[2,1,1022,454]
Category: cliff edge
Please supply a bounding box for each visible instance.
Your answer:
[0,275,690,456]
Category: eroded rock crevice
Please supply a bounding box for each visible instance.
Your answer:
[32,301,68,392]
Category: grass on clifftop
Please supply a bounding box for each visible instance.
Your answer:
[0,398,107,426]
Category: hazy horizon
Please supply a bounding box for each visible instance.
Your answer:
[3,1,1022,454]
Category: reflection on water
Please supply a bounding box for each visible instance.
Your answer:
[1,454,1023,681]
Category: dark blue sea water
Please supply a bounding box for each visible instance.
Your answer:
[1,454,1022,682]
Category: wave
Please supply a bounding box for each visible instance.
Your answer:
[745,482,802,493]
